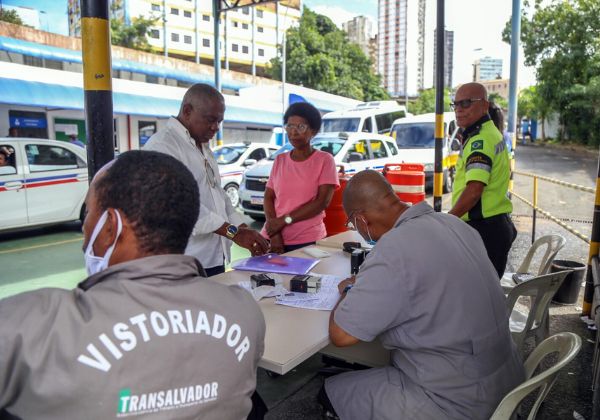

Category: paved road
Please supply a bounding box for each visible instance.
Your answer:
[0,143,598,418]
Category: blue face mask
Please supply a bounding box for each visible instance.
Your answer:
[357,215,377,246]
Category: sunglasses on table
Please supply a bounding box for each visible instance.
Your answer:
[450,98,484,110]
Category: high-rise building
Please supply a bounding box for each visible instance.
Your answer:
[67,0,301,77]
[342,16,374,59]
[377,0,428,97]
[473,56,503,81]
[2,5,43,30]
[433,29,454,89]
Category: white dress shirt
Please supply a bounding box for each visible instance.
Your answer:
[144,117,244,268]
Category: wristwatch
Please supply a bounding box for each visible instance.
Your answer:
[284,215,293,225]
[225,224,239,239]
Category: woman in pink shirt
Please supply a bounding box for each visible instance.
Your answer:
[263,102,340,253]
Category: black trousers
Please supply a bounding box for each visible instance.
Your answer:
[467,213,517,278]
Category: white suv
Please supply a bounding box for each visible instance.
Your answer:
[0,138,88,232]
[238,132,400,220]
[213,142,279,207]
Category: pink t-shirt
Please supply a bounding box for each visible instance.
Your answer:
[263,149,339,245]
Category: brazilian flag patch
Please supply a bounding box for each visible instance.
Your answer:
[471,140,483,150]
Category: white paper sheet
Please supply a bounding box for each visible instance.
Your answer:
[275,275,344,311]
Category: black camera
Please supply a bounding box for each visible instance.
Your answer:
[290,275,321,293]
[350,249,366,275]
[250,273,275,288]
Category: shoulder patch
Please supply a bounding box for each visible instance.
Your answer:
[471,140,483,150]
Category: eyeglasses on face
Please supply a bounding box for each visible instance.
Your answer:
[284,123,309,133]
[450,98,484,110]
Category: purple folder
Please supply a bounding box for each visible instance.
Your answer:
[232,253,320,275]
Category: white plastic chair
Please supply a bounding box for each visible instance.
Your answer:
[507,270,571,354]
[501,234,566,293]
[490,332,582,420]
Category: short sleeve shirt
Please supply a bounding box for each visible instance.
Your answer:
[452,118,512,221]
[334,202,524,417]
[263,150,339,245]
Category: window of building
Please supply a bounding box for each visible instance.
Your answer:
[146,75,158,84]
[242,6,249,15]
[258,48,264,57]
[233,21,239,28]
[184,10,192,18]
[242,45,249,54]
[150,29,160,39]
[23,55,43,68]
[171,33,179,42]
[257,9,263,18]
[171,8,179,15]
[242,23,248,30]
[44,59,63,70]
[232,43,239,52]
[257,26,264,33]
[184,35,192,44]
[151,4,160,11]
[203,14,210,21]
[203,38,210,47]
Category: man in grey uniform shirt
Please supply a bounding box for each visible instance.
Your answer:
[322,170,524,420]
[0,151,265,420]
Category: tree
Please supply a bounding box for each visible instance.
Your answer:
[0,9,25,26]
[504,0,600,145]
[266,8,389,102]
[488,93,508,110]
[110,15,158,52]
[408,88,452,115]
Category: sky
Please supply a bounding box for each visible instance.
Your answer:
[3,0,536,88]
[304,0,537,88]
[2,0,68,35]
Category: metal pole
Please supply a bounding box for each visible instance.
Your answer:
[80,0,114,180]
[251,7,256,76]
[433,0,445,212]
[224,11,229,70]
[582,157,600,317]
[194,0,199,64]
[507,0,521,195]
[162,0,168,57]
[212,0,223,146]
[532,176,538,244]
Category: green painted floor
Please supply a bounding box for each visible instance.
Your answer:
[0,223,251,299]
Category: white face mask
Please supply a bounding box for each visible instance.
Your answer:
[84,210,123,276]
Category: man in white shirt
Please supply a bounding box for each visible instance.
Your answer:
[145,83,270,276]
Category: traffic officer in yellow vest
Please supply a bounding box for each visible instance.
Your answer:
[449,82,516,278]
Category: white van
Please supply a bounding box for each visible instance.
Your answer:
[321,101,410,135]
[389,112,460,193]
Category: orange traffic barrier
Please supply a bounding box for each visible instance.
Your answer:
[383,163,425,205]
[324,167,350,236]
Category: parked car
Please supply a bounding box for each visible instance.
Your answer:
[321,101,410,135]
[238,132,400,220]
[389,112,461,192]
[0,138,88,232]
[213,142,279,207]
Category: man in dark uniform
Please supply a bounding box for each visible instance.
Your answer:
[449,82,516,277]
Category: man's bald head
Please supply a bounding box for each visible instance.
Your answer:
[177,83,225,145]
[453,82,489,129]
[343,170,396,213]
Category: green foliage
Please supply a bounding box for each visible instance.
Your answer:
[408,88,452,115]
[488,93,508,110]
[0,9,25,26]
[110,14,158,52]
[266,8,389,102]
[505,0,600,145]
